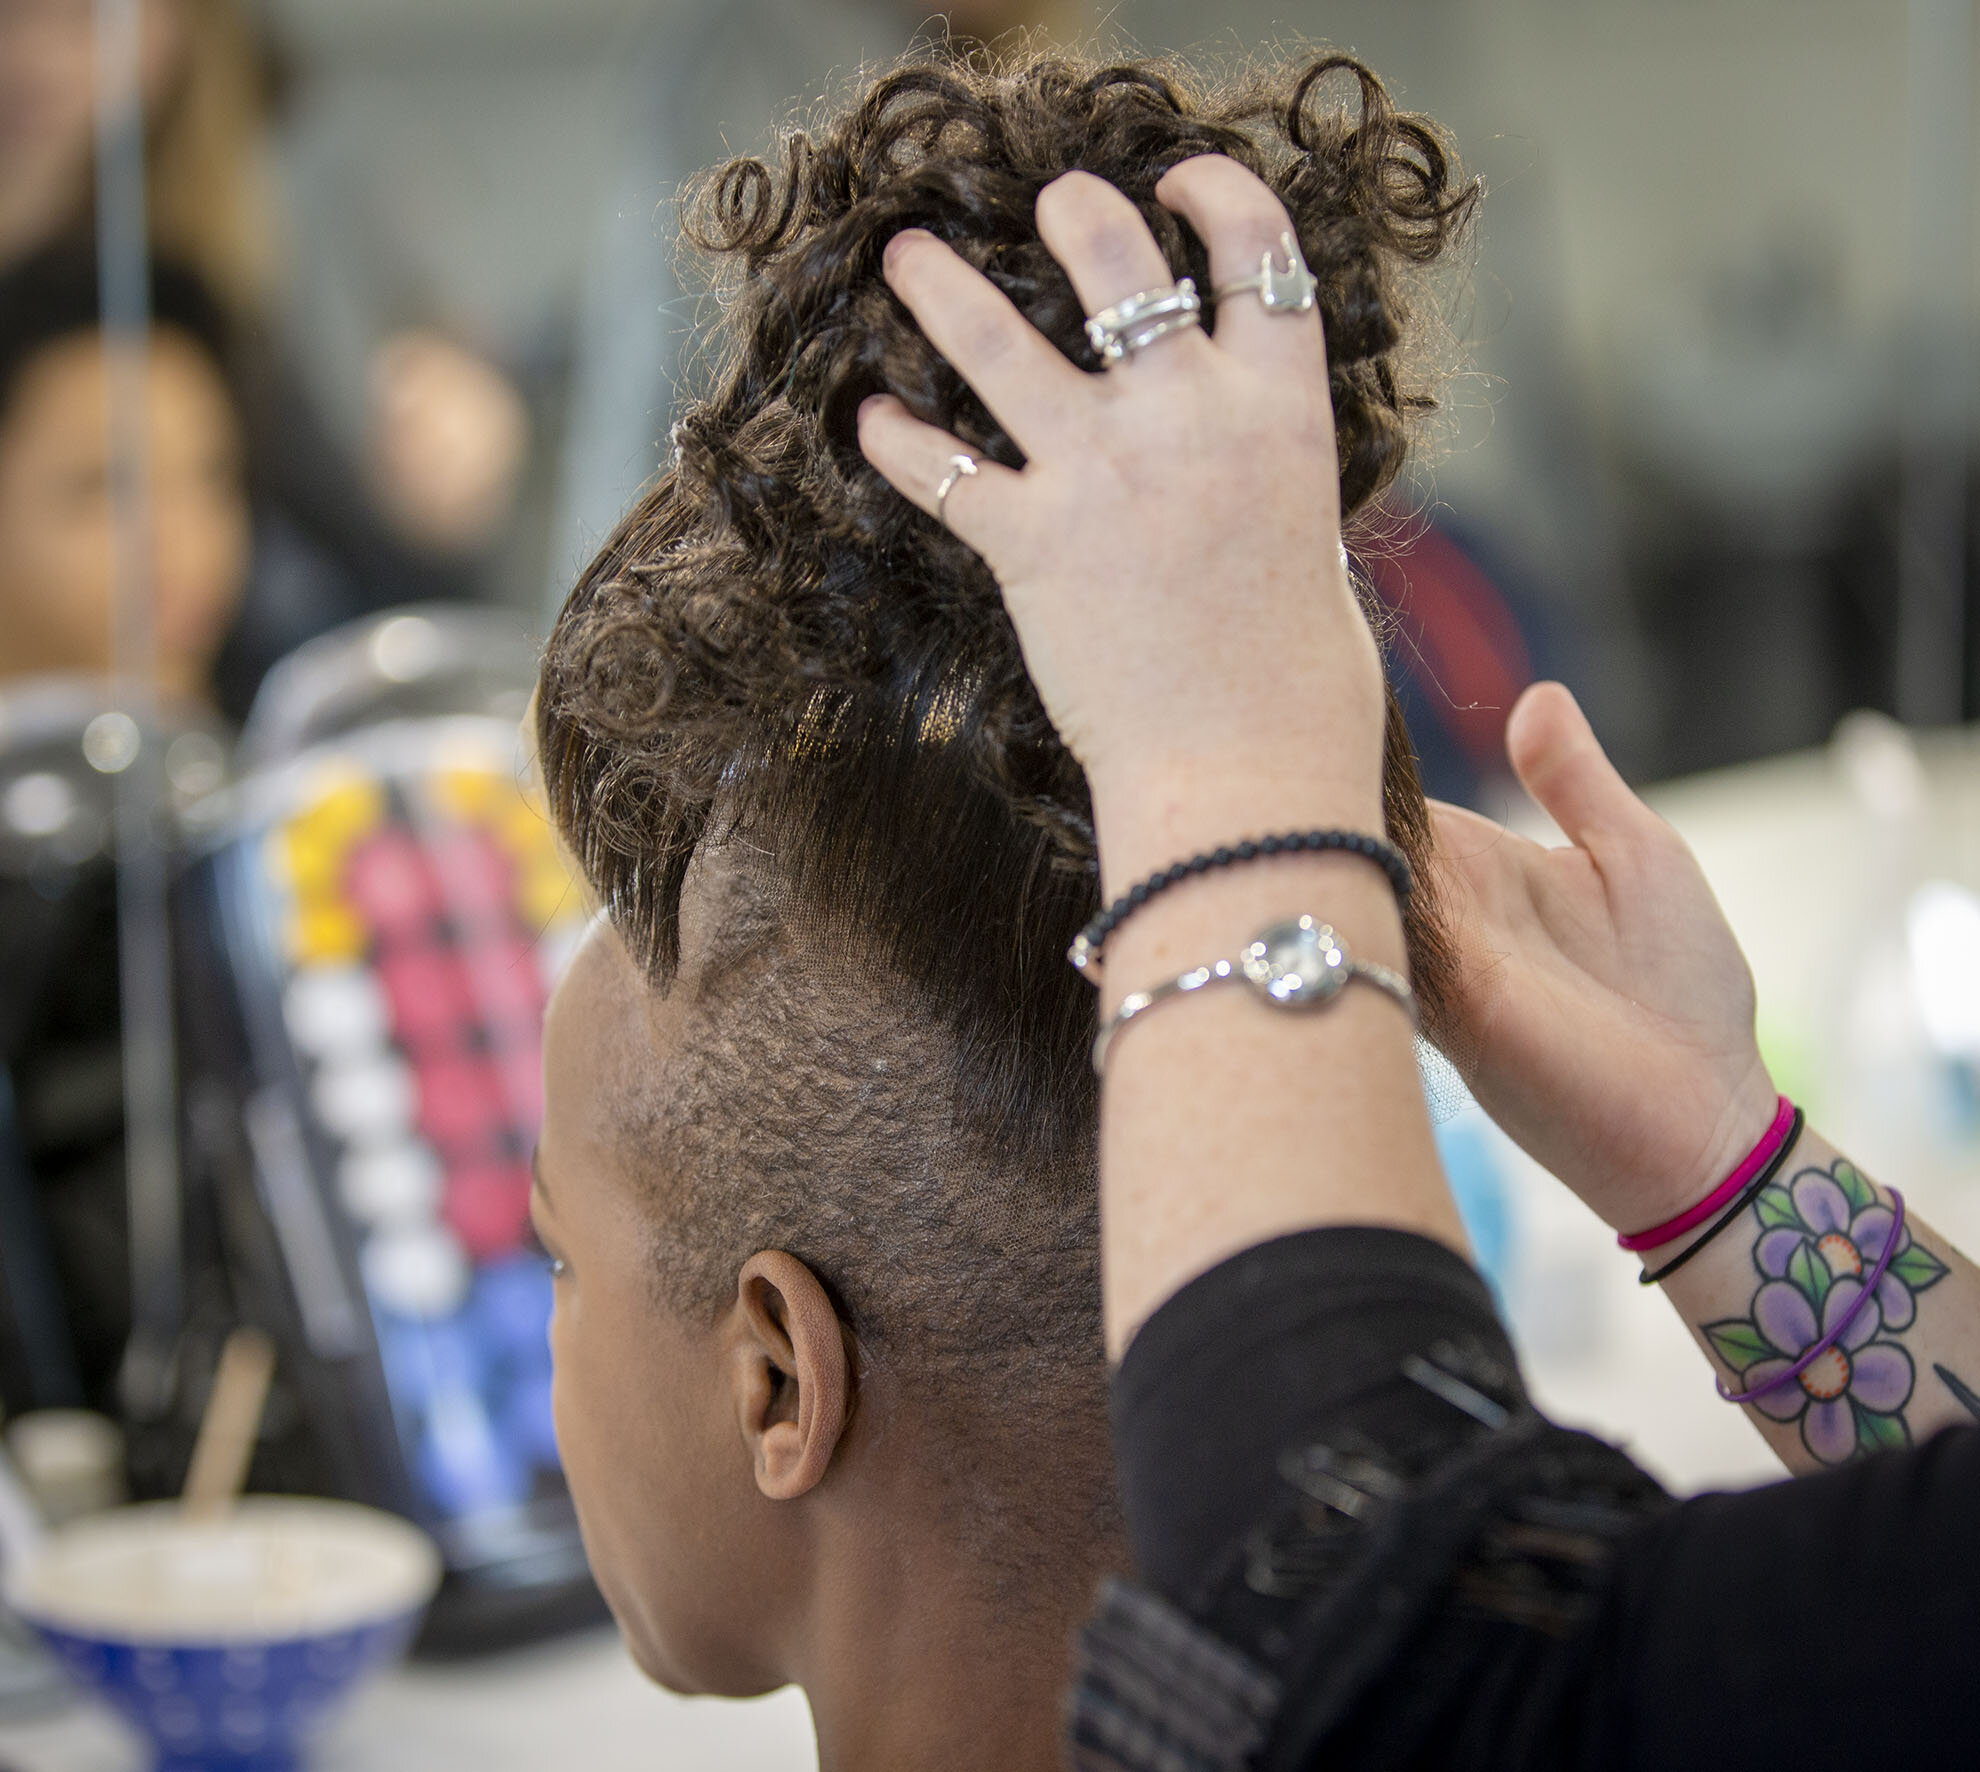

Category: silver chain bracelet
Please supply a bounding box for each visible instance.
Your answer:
[1092,915,1416,1075]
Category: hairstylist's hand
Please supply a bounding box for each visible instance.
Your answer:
[863,156,1457,1347]
[1432,681,1779,1235]
[857,157,1388,879]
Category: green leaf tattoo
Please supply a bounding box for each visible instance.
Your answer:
[1854,1406,1909,1455]
[1890,1244,1949,1292]
[1705,1320,1776,1370]
[1833,1160,1877,1215]
[1787,1237,1830,1314]
[1754,1184,1800,1233]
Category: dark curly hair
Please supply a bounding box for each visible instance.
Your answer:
[535,46,1477,1517]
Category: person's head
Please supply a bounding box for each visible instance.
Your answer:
[533,45,1476,1707]
[0,0,273,304]
[0,246,249,702]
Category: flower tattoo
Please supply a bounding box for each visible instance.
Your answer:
[1704,1160,1949,1465]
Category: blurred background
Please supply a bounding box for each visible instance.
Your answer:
[0,0,1974,1767]
[5,0,1969,764]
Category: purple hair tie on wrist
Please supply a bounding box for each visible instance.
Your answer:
[1618,1095,1796,1253]
[1718,1188,1908,1407]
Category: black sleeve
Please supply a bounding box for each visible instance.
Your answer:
[1065,1226,1980,1772]
[1598,1425,1980,1769]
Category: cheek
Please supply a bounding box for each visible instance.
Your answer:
[0,494,114,656]
[542,1272,757,1695]
[35,506,114,609]
[546,1283,600,1504]
[153,486,248,627]
[546,1275,667,1587]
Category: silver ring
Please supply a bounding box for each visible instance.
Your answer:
[1085,277,1202,366]
[1210,231,1318,314]
[934,452,978,528]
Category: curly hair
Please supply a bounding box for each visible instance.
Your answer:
[536,47,1477,1480]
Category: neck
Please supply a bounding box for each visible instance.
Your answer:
[797,1502,1109,1772]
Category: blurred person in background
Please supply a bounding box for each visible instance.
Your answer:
[0,247,247,704]
[0,0,269,307]
[0,0,531,715]
[0,244,250,1430]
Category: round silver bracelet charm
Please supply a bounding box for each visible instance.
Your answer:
[1241,915,1351,1006]
[1091,913,1417,1073]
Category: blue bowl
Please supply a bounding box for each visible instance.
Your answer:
[5,1498,440,1771]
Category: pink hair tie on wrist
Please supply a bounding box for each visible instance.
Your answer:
[1617,1095,1796,1254]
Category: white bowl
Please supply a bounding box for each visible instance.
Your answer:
[4,1497,441,1770]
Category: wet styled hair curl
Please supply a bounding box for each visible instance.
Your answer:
[535,47,1477,1460]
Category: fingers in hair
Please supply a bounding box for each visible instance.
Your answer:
[882,229,1089,451]
[856,392,1019,546]
[1034,171,1205,378]
[1155,155,1326,374]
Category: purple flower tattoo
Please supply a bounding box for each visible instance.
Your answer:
[1704,1159,1949,1465]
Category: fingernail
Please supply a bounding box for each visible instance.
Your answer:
[883,229,927,271]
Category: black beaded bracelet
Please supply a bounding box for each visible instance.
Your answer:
[1638,1106,1806,1287]
[1066,829,1413,978]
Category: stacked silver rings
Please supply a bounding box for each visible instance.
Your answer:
[1083,233,1320,369]
[1085,277,1202,365]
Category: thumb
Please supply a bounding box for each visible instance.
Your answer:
[1504,681,1645,851]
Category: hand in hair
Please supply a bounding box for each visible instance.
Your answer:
[859,154,1387,887]
[860,151,1467,1348]
[1430,682,1779,1234]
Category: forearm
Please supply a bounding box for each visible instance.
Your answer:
[1648,1122,1980,1469]
[1093,762,1466,1358]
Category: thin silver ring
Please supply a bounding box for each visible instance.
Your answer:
[1085,277,1202,366]
[934,452,978,529]
[1109,312,1202,363]
[1210,230,1319,314]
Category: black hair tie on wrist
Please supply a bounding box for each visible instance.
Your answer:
[1638,1106,1807,1287]
[1066,829,1413,979]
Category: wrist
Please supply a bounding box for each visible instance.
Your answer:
[1088,752,1387,898]
[1611,1058,1784,1240]
[1097,851,1407,1018]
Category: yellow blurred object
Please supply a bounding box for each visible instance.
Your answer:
[432,765,510,825]
[288,899,369,966]
[287,775,386,849]
[520,860,577,932]
[271,773,389,959]
[274,827,351,900]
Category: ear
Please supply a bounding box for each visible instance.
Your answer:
[728,1251,853,1503]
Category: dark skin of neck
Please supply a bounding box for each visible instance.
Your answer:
[796,1478,1112,1772]
[739,1323,1118,1772]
